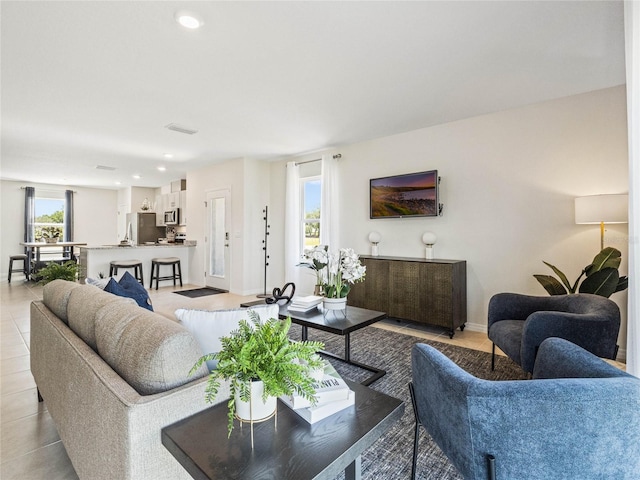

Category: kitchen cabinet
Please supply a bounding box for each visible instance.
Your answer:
[348,255,467,338]
[179,190,187,226]
[166,192,180,209]
[172,179,187,192]
[155,194,165,226]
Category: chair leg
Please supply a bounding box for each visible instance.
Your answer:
[177,262,182,287]
[409,382,419,480]
[172,263,176,286]
[487,454,496,480]
[491,343,496,371]
[37,387,43,403]
[154,264,159,290]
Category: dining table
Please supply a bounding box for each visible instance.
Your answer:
[20,241,87,280]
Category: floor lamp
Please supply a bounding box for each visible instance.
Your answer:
[575,194,628,250]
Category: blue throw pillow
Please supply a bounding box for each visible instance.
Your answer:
[104,271,153,311]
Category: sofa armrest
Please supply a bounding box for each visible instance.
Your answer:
[520,310,618,371]
[532,337,630,380]
[488,293,563,329]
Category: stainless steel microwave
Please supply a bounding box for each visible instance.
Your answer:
[163,209,179,225]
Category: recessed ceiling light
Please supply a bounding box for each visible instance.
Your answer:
[158,166,167,172]
[133,175,141,179]
[115,181,122,185]
[175,11,203,29]
[163,153,174,159]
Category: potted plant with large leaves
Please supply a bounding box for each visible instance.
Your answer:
[533,247,628,298]
[190,311,324,436]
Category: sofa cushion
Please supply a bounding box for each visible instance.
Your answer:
[67,285,135,350]
[95,302,208,395]
[104,271,153,311]
[175,304,279,370]
[42,279,81,324]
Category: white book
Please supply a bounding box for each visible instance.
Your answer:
[290,389,355,424]
[287,304,318,313]
[280,361,350,409]
[290,295,323,308]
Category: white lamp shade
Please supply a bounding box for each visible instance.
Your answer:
[575,194,628,224]
[422,231,437,245]
[368,231,381,244]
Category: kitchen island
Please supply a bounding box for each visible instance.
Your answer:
[79,244,196,287]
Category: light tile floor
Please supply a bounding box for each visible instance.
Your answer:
[0,278,496,479]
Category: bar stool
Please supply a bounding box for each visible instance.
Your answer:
[8,254,28,283]
[109,260,144,285]
[150,257,182,290]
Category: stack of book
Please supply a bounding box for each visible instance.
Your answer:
[281,361,355,424]
[287,295,323,313]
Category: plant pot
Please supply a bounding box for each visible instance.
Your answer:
[323,297,347,310]
[234,380,277,422]
[44,238,58,244]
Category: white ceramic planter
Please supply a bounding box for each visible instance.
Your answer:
[323,297,347,310]
[234,380,277,422]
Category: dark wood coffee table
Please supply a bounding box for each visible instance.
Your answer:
[241,301,387,385]
[162,380,404,480]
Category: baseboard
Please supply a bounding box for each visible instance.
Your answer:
[462,321,487,334]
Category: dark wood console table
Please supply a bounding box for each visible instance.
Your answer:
[162,380,404,480]
[348,255,467,338]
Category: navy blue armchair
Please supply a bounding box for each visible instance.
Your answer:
[410,338,640,480]
[488,293,620,373]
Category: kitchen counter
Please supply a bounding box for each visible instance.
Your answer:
[79,244,196,285]
[81,243,195,250]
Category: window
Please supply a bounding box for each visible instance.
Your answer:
[34,197,65,241]
[301,177,321,251]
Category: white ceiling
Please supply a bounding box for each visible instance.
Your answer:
[1,1,626,190]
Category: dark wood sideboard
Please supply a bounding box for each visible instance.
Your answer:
[348,255,467,338]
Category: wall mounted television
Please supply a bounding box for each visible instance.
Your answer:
[370,170,440,219]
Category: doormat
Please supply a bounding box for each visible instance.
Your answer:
[173,287,228,298]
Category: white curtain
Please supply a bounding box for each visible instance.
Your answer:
[625,0,640,376]
[320,154,339,249]
[284,161,301,285]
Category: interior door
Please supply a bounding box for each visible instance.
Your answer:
[205,189,231,291]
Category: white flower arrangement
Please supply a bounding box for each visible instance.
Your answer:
[300,245,366,298]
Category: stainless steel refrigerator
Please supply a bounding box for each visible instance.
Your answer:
[125,213,165,245]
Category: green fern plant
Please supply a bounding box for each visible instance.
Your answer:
[37,261,79,285]
[533,247,628,298]
[190,311,324,435]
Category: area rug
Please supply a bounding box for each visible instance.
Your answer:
[287,324,527,480]
[173,287,227,298]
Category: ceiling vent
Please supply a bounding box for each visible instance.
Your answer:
[96,165,116,171]
[165,123,198,135]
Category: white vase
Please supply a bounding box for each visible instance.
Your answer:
[323,297,347,310]
[234,380,277,422]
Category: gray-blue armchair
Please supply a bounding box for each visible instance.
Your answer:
[488,293,620,373]
[410,338,640,480]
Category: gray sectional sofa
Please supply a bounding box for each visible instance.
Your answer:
[30,280,228,480]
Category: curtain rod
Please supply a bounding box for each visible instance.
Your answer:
[295,153,342,166]
[21,186,78,193]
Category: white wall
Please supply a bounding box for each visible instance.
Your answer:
[0,180,118,277]
[266,86,630,353]
[186,158,246,292]
[243,158,272,295]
